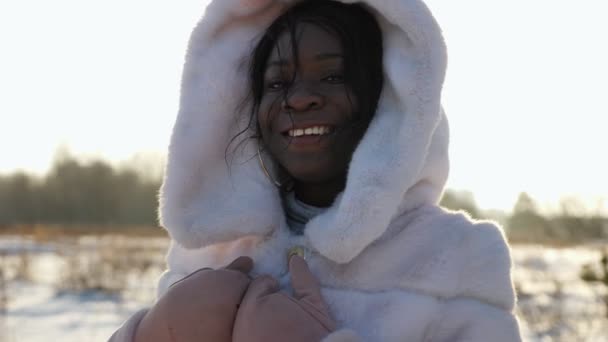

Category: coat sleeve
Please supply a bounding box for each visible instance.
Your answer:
[322,329,364,342]
[321,301,520,342]
[427,220,522,342]
[427,298,521,342]
[107,262,188,341]
[318,218,522,342]
[107,308,148,342]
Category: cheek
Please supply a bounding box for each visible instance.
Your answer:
[257,96,281,131]
[344,88,359,116]
[257,99,268,125]
[256,108,271,140]
[328,86,358,119]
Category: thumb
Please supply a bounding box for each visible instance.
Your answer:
[289,255,328,314]
[223,256,254,274]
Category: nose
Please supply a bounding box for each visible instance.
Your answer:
[281,84,324,112]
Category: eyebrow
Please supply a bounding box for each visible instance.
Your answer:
[266,53,344,68]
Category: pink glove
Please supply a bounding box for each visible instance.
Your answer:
[233,255,336,342]
[134,256,253,342]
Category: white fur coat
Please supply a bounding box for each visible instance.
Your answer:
[154,0,522,341]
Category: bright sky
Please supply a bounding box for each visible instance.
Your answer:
[1,0,607,213]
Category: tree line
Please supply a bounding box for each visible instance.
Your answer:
[441,191,608,244]
[1,155,606,243]
[0,156,160,226]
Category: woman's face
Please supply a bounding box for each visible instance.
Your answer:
[257,23,370,186]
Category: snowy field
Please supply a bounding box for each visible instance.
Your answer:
[1,235,607,342]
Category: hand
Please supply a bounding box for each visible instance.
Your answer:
[134,256,253,342]
[233,255,336,342]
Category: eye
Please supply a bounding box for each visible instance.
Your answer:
[266,79,286,91]
[323,73,345,84]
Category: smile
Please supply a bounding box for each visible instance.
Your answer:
[286,125,334,137]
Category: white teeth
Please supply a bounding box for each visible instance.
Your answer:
[288,125,332,137]
[289,129,304,137]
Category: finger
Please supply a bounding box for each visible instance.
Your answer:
[241,275,279,304]
[289,255,327,313]
[168,267,213,289]
[223,256,254,274]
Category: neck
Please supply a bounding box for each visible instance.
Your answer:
[293,175,346,207]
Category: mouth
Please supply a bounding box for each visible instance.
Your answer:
[280,124,336,149]
[282,125,335,137]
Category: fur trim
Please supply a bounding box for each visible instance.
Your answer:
[322,329,362,342]
[159,0,448,263]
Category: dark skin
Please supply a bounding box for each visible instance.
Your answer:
[258,24,371,207]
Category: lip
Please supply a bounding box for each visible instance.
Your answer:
[279,126,336,151]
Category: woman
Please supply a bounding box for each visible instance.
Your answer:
[111,0,522,341]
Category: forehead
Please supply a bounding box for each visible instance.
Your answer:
[269,23,343,61]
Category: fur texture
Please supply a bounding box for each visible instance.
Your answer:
[159,0,448,263]
[155,0,522,340]
[322,329,363,342]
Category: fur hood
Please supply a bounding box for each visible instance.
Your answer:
[159,0,449,264]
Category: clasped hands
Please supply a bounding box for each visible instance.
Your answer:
[134,255,336,342]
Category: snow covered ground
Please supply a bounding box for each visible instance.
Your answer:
[1,236,607,342]
[2,282,142,342]
[512,245,608,341]
[0,235,166,342]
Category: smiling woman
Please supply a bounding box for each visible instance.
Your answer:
[258,25,361,193]
[246,2,383,207]
[250,2,383,207]
[108,0,523,341]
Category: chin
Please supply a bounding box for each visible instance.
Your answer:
[284,161,342,185]
[287,168,329,184]
[293,175,332,186]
